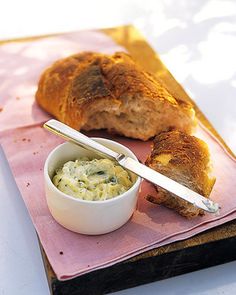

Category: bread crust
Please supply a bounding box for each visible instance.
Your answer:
[145,131,216,218]
[36,52,196,140]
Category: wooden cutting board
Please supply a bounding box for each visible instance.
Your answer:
[2,25,236,295]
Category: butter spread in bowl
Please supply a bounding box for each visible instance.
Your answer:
[44,139,141,234]
[53,157,133,201]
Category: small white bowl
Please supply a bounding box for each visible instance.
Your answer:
[44,138,142,235]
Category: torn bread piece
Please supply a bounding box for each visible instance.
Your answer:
[36,51,196,140]
[145,131,216,218]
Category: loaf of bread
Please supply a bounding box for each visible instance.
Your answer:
[145,131,216,218]
[36,52,196,140]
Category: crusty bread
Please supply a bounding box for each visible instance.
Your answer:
[145,131,216,218]
[36,52,196,140]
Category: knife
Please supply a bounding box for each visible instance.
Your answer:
[44,119,219,213]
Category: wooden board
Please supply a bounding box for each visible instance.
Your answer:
[41,221,236,295]
[2,25,236,294]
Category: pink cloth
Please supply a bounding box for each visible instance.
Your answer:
[0,30,236,281]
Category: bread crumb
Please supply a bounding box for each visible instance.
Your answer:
[145,195,158,204]
[16,97,20,100]
[21,138,31,142]
[0,107,3,112]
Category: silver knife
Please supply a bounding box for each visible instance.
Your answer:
[44,119,219,213]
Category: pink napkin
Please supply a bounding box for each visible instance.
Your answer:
[0,30,236,280]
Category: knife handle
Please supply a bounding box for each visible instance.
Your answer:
[44,119,121,160]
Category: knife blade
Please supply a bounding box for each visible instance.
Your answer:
[117,156,219,213]
[44,119,219,213]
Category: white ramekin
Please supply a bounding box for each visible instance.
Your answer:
[44,138,141,235]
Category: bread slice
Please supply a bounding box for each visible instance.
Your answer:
[145,131,216,218]
[36,52,196,140]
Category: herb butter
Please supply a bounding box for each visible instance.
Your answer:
[53,158,133,201]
